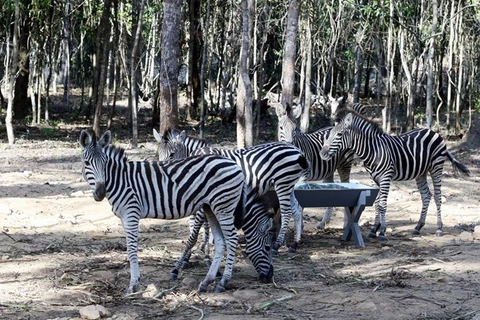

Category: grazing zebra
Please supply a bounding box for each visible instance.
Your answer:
[156,130,309,253]
[80,129,249,294]
[320,109,471,240]
[275,103,355,230]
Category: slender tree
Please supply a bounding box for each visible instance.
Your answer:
[157,0,182,133]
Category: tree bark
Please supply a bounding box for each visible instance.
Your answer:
[6,0,20,145]
[13,0,32,120]
[129,0,144,148]
[187,0,202,120]
[236,0,254,148]
[281,0,299,110]
[426,0,438,128]
[157,0,182,133]
[92,0,112,136]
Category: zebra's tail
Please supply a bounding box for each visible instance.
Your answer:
[446,151,471,176]
[234,182,248,229]
[299,153,311,181]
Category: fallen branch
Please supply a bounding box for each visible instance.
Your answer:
[256,294,294,310]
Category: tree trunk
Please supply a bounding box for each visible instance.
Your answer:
[62,0,71,105]
[281,0,299,109]
[399,29,415,131]
[6,0,20,145]
[13,0,32,120]
[187,0,202,120]
[426,0,438,128]
[157,0,182,133]
[300,17,311,133]
[92,0,112,136]
[199,0,210,138]
[129,0,144,148]
[236,0,254,148]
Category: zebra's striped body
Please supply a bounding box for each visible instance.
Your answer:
[275,103,355,229]
[156,129,309,253]
[320,109,470,239]
[80,130,248,294]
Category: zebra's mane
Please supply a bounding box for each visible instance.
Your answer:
[335,108,383,135]
[104,144,128,162]
[162,128,182,142]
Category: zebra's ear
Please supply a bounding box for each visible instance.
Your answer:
[344,113,354,126]
[179,130,187,142]
[98,131,112,148]
[291,103,302,119]
[153,128,162,142]
[274,102,286,118]
[79,130,92,148]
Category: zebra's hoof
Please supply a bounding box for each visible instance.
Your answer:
[316,223,326,230]
[169,272,178,280]
[435,230,444,237]
[368,232,377,238]
[377,235,387,241]
[180,261,189,269]
[214,284,225,293]
[288,246,297,253]
[411,229,420,236]
[272,248,279,256]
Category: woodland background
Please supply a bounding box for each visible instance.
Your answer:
[1,0,480,145]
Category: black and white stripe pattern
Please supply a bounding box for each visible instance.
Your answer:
[156,130,309,253]
[275,103,355,230]
[320,109,471,239]
[80,130,247,294]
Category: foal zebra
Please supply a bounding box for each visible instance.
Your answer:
[155,129,309,253]
[275,103,355,229]
[80,129,251,294]
[320,109,470,240]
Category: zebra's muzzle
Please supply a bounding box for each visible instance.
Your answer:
[93,182,106,201]
[259,264,274,283]
[319,145,332,160]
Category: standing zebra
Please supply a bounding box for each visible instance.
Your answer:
[326,95,368,122]
[320,109,470,240]
[155,129,309,253]
[80,129,250,294]
[275,103,355,230]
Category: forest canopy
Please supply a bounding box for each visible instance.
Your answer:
[1,0,479,145]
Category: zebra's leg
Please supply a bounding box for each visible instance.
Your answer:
[170,212,206,279]
[412,175,432,236]
[272,191,294,252]
[200,219,212,266]
[431,169,444,236]
[316,175,335,230]
[368,196,382,238]
[376,181,391,241]
[369,180,390,241]
[121,215,141,295]
[338,165,352,230]
[213,214,238,293]
[288,192,303,253]
[198,210,229,293]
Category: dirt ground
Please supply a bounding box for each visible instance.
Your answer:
[0,112,479,320]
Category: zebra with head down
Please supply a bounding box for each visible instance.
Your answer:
[155,129,310,254]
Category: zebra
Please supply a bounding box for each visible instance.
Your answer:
[320,108,471,240]
[156,129,310,253]
[326,95,368,122]
[275,102,355,230]
[80,129,252,294]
